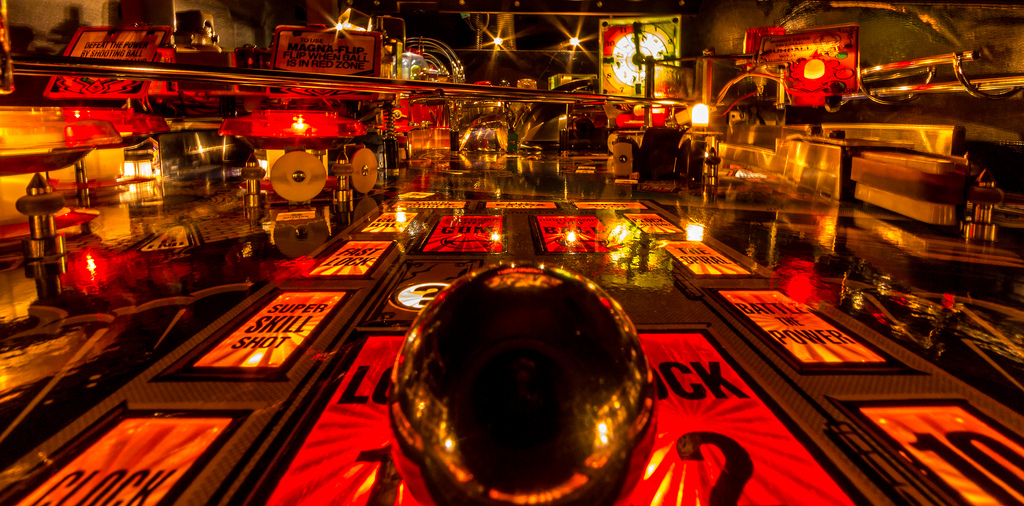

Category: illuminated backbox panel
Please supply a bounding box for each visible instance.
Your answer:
[392,200,467,209]
[857,403,1024,506]
[664,241,750,276]
[422,216,503,253]
[485,201,558,209]
[362,212,418,233]
[534,215,615,253]
[624,213,683,234]
[45,27,171,100]
[191,292,346,370]
[574,201,647,210]
[262,332,855,505]
[306,241,393,278]
[719,290,889,369]
[14,415,236,506]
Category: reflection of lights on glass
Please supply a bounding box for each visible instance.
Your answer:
[691,103,709,126]
[86,254,97,280]
[569,37,581,47]
[491,233,500,242]
[493,37,504,46]
[686,223,705,241]
[291,115,307,132]
[245,351,265,367]
[566,231,577,243]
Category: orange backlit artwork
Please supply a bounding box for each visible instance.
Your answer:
[485,202,558,209]
[665,241,749,275]
[624,213,683,234]
[193,292,345,368]
[393,201,467,209]
[362,212,417,233]
[861,405,1024,506]
[573,201,647,210]
[720,290,885,363]
[308,241,391,277]
[17,417,231,506]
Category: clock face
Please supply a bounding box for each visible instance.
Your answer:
[600,17,680,97]
[610,32,670,90]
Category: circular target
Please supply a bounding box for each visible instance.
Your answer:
[269,151,327,202]
[349,148,379,194]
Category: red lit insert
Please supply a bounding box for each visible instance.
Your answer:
[362,212,418,233]
[861,405,1024,505]
[307,241,391,277]
[423,216,503,253]
[16,417,231,506]
[721,290,885,364]
[624,213,683,234]
[664,241,750,275]
[536,215,613,253]
[193,292,346,368]
[485,202,557,209]
[574,201,647,210]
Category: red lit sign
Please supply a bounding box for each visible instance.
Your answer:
[423,216,503,253]
[307,241,391,277]
[758,26,859,108]
[720,290,885,364]
[665,241,749,275]
[573,201,647,210]
[45,27,171,99]
[269,27,382,99]
[394,201,467,209]
[624,213,683,233]
[859,404,1024,506]
[362,212,418,233]
[266,335,409,506]
[16,417,232,506]
[193,292,345,369]
[486,202,557,209]
[536,216,613,253]
[629,333,854,505]
[266,333,853,505]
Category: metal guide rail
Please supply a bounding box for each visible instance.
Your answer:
[11,55,691,106]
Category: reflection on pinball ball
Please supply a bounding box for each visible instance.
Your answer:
[389,263,656,506]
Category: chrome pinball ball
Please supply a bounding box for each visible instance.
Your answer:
[388,263,656,506]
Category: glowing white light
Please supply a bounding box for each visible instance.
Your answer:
[686,223,705,241]
[691,103,709,126]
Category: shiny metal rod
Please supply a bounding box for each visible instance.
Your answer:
[861,51,975,79]
[844,74,1024,100]
[0,0,13,94]
[13,54,690,106]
